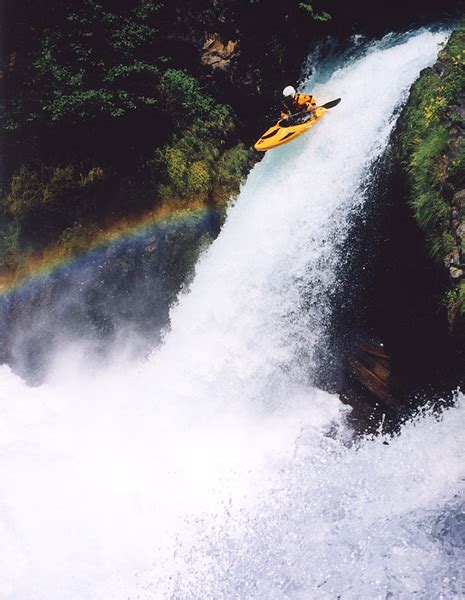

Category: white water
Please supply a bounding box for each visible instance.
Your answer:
[1,29,464,599]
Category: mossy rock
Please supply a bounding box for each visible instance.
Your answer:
[398,23,465,325]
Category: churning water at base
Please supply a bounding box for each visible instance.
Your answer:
[1,28,464,599]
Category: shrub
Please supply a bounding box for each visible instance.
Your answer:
[147,66,241,202]
[1,167,44,219]
[187,161,211,195]
[1,164,104,220]
[58,222,102,257]
[158,69,233,133]
[212,143,251,207]
[4,0,162,132]
[298,2,331,21]
[0,222,24,271]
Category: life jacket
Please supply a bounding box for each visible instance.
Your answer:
[281,93,316,118]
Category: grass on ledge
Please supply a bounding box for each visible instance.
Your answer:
[399,25,465,323]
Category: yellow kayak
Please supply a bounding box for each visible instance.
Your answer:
[254,98,341,152]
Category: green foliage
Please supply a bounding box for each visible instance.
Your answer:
[164,146,188,194]
[1,165,82,219]
[1,164,104,220]
[4,0,162,131]
[0,222,23,271]
[153,135,215,200]
[188,162,211,194]
[2,47,248,270]
[400,26,465,261]
[2,167,43,219]
[402,119,450,260]
[152,136,249,202]
[298,2,331,21]
[158,69,233,131]
[213,144,251,196]
[58,222,102,257]
[0,161,111,266]
[4,0,333,276]
[408,126,448,239]
[148,69,243,201]
[400,24,465,321]
[401,29,465,143]
[445,280,465,323]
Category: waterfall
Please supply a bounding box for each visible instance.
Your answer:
[1,28,463,600]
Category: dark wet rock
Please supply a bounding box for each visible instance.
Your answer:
[347,341,399,410]
[324,125,465,429]
[447,103,465,125]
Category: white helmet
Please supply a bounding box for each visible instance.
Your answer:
[283,85,296,98]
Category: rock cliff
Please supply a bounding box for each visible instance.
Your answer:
[333,26,465,425]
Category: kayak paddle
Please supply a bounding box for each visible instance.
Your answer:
[319,98,341,109]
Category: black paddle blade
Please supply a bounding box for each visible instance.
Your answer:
[321,98,341,109]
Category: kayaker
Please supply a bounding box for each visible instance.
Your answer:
[280,85,317,120]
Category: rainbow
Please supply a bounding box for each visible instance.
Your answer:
[0,198,221,299]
